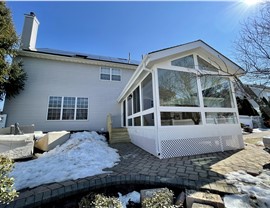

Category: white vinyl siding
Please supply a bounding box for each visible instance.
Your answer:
[100,67,121,81]
[47,96,88,121]
[4,56,135,132]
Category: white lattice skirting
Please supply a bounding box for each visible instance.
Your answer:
[160,135,244,159]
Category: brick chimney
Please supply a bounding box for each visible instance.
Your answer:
[20,12,39,50]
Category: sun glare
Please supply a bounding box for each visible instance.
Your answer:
[244,0,262,6]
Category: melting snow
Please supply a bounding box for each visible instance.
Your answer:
[10,131,120,190]
[225,170,270,208]
[118,191,140,208]
[224,194,251,208]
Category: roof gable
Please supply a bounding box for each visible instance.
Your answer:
[146,40,245,75]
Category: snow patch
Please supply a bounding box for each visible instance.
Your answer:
[223,194,251,208]
[10,131,120,190]
[225,170,270,208]
[118,191,140,208]
[256,141,264,146]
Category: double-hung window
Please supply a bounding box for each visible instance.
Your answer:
[100,67,121,81]
[47,96,88,120]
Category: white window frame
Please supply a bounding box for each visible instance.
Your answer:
[100,67,121,81]
[47,96,88,121]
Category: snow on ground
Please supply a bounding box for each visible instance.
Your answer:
[224,170,270,208]
[252,128,270,133]
[118,191,140,208]
[10,131,120,190]
[224,194,251,208]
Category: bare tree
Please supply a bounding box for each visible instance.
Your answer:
[231,2,270,124]
[235,2,270,85]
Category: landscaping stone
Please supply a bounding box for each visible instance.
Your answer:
[191,202,214,208]
[246,169,261,176]
[175,191,185,206]
[186,190,224,208]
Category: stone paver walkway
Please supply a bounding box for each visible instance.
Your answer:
[1,142,269,208]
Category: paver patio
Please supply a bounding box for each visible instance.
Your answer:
[1,140,269,208]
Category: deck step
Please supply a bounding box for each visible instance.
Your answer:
[110,128,130,144]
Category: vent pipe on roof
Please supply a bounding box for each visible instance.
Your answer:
[20,12,40,50]
[128,52,131,64]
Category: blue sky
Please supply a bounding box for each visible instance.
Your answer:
[7,1,261,62]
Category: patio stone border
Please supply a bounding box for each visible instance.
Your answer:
[0,173,238,208]
[1,142,269,208]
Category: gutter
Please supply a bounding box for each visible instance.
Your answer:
[18,50,138,70]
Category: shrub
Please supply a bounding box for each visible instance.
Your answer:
[0,156,19,204]
[142,188,180,208]
[79,193,122,208]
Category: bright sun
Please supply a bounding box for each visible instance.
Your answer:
[244,0,262,6]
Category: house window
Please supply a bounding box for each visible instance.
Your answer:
[171,55,195,69]
[201,75,234,108]
[197,56,219,72]
[47,96,88,120]
[62,97,75,120]
[47,96,62,120]
[134,116,141,126]
[158,69,199,107]
[160,112,201,126]
[205,112,237,124]
[142,74,153,111]
[100,67,110,80]
[76,98,88,120]
[100,67,121,81]
[128,118,132,126]
[133,87,140,114]
[127,95,132,116]
[143,113,154,126]
[112,68,121,81]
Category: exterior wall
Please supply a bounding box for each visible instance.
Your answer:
[4,56,134,132]
[128,127,158,157]
[158,125,243,158]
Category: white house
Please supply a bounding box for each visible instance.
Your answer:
[4,13,138,132]
[4,13,245,158]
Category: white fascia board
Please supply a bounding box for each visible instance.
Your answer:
[117,55,149,103]
[146,40,245,76]
[18,50,138,70]
[146,42,200,67]
[196,42,245,76]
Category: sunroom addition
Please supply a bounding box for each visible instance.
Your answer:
[118,40,244,159]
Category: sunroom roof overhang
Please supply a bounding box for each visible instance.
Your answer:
[117,55,151,103]
[147,40,245,76]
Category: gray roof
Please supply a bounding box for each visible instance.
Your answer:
[24,48,140,66]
